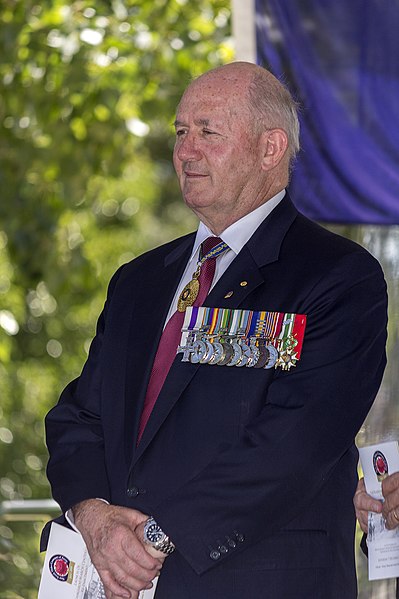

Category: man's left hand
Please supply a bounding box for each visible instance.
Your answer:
[135,521,169,559]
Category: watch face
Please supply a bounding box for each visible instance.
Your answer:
[146,522,165,544]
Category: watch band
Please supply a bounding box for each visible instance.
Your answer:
[155,537,175,555]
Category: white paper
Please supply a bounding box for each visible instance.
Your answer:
[38,522,158,598]
[358,441,399,580]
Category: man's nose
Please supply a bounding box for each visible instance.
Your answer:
[175,133,202,161]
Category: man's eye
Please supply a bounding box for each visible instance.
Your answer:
[175,129,186,137]
[203,129,216,135]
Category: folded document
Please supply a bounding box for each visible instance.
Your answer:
[359,440,399,581]
[38,522,157,598]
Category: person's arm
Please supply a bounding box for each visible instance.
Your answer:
[45,266,165,598]
[45,267,125,511]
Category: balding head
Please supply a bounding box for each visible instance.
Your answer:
[186,62,300,165]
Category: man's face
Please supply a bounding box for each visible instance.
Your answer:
[173,73,266,229]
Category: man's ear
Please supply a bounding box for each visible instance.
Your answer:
[260,128,289,171]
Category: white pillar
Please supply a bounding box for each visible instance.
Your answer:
[231,0,256,63]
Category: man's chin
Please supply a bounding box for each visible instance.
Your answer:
[183,195,213,209]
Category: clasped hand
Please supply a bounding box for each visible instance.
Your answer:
[354,473,399,533]
[72,499,165,599]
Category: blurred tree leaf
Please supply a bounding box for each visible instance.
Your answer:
[0,0,232,595]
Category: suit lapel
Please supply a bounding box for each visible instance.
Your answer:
[123,234,195,464]
[132,245,265,462]
[208,193,298,306]
[132,196,299,463]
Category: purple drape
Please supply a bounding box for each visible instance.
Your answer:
[256,0,399,224]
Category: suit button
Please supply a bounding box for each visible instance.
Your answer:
[234,531,245,543]
[216,538,228,554]
[127,486,140,497]
[210,549,221,560]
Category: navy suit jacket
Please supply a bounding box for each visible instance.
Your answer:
[44,194,387,599]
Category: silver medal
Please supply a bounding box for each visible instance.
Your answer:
[236,342,251,367]
[227,341,242,366]
[264,343,278,369]
[209,341,224,364]
[200,340,215,364]
[246,343,260,368]
[217,342,234,366]
[190,339,207,364]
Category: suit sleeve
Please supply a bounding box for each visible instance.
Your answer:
[152,249,387,574]
[45,266,125,512]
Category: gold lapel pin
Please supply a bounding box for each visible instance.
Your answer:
[224,291,234,298]
[240,281,248,287]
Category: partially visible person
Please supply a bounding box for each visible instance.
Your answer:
[354,474,399,533]
[354,474,399,598]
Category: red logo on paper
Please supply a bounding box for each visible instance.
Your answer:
[373,450,389,481]
[49,554,70,581]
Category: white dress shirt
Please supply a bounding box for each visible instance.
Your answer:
[164,189,286,324]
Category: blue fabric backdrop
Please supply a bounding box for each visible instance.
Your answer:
[256,0,399,224]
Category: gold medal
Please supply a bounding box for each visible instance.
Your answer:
[177,277,200,312]
[177,240,230,312]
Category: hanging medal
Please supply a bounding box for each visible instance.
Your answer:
[177,240,229,312]
[177,273,200,313]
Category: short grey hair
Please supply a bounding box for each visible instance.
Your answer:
[247,70,300,164]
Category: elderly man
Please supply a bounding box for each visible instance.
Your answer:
[44,62,387,599]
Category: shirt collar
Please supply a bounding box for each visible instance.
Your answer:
[189,189,286,262]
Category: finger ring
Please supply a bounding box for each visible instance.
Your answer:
[393,509,399,523]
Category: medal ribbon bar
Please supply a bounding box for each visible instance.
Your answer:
[178,307,307,370]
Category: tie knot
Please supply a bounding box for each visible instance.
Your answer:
[201,236,223,256]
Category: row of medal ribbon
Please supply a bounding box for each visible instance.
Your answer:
[177,306,307,371]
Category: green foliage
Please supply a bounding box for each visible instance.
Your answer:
[0,0,231,595]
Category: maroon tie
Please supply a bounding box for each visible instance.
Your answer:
[137,237,224,443]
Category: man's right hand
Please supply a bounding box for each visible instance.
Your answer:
[72,499,164,599]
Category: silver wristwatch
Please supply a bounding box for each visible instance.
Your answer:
[143,517,175,555]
